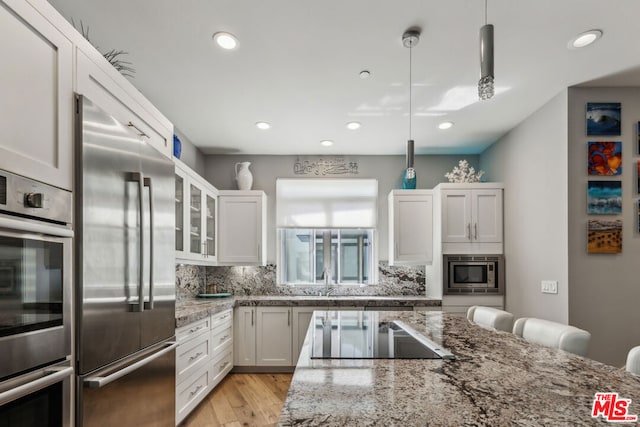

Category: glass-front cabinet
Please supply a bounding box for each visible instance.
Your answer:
[175,161,217,264]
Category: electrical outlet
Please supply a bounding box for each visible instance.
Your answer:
[541,280,558,294]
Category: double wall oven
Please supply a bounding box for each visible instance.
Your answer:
[0,170,73,426]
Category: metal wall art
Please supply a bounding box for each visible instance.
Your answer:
[293,157,359,176]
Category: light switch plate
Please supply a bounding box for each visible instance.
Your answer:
[541,280,558,294]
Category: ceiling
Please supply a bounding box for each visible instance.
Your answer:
[48,0,640,155]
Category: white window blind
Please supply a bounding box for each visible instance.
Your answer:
[276,179,378,228]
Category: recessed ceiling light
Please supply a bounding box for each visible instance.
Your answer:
[346,121,361,130]
[569,30,602,49]
[255,121,271,130]
[438,121,454,130]
[359,70,371,79]
[213,32,238,50]
[320,140,334,147]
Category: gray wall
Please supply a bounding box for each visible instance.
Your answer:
[205,154,480,263]
[480,90,569,324]
[567,87,640,366]
[174,128,206,175]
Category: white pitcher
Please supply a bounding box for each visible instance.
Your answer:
[235,161,253,190]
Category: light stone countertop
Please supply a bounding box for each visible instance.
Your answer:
[174,296,441,328]
[279,310,640,426]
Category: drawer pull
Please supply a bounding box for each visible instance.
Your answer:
[189,325,204,333]
[189,385,203,397]
[219,335,229,343]
[188,351,204,361]
[219,361,229,370]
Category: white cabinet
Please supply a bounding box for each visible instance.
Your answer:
[388,190,433,265]
[256,307,292,366]
[0,0,73,190]
[218,191,267,265]
[175,309,232,425]
[442,295,504,315]
[435,184,503,254]
[75,48,173,160]
[175,160,218,264]
[292,307,317,365]
[234,307,256,366]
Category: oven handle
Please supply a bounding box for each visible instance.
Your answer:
[0,366,73,406]
[83,342,177,388]
[0,216,73,238]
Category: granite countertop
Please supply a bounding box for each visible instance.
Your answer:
[175,296,441,328]
[279,310,640,426]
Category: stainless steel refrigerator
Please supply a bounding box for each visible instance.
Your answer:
[74,95,176,426]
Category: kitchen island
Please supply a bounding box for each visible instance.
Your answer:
[279,310,640,426]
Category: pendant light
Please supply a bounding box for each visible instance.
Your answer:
[478,0,494,100]
[402,29,419,190]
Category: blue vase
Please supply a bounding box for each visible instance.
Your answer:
[173,134,182,159]
[402,168,416,189]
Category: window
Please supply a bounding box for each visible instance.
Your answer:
[278,228,375,284]
[276,179,378,285]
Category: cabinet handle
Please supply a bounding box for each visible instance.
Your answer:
[467,223,471,241]
[219,361,229,370]
[202,241,207,257]
[251,310,254,326]
[474,223,478,240]
[127,122,150,139]
[287,310,290,326]
[188,351,204,362]
[395,242,399,256]
[189,385,203,397]
[189,326,203,334]
[219,335,229,342]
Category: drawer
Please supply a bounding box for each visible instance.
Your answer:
[210,348,233,388]
[176,317,210,344]
[176,331,210,382]
[211,325,233,354]
[176,365,211,425]
[211,309,233,330]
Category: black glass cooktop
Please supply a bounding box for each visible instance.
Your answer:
[309,311,455,360]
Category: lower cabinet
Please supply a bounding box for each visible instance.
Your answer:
[292,307,316,365]
[441,295,504,316]
[256,307,292,366]
[175,309,233,425]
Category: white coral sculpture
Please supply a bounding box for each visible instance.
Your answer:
[444,160,485,183]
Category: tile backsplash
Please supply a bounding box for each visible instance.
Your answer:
[176,262,425,300]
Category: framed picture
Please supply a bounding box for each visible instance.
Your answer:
[588,141,622,175]
[588,219,622,254]
[587,180,622,214]
[586,102,621,136]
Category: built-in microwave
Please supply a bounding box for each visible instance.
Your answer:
[443,254,504,295]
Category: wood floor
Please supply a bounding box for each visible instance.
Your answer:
[182,373,293,427]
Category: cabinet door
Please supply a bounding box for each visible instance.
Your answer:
[441,190,472,243]
[256,307,292,366]
[391,194,433,264]
[472,189,503,243]
[188,182,203,256]
[218,195,264,264]
[292,307,318,365]
[233,307,256,366]
[174,167,188,258]
[203,191,217,261]
[0,0,72,189]
[76,49,172,159]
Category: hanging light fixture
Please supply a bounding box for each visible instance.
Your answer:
[402,29,419,190]
[478,0,494,100]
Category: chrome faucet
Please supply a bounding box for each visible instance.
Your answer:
[318,269,336,296]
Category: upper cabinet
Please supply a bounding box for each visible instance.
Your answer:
[75,49,173,159]
[388,190,433,265]
[0,0,73,190]
[434,183,503,254]
[218,191,267,266]
[175,160,217,265]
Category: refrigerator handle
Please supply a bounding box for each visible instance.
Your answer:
[128,172,145,313]
[83,342,177,389]
[144,177,154,310]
